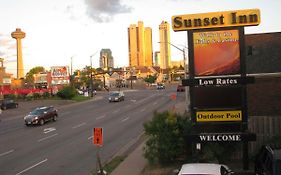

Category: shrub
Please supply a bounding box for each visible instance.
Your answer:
[143,111,192,165]
[26,93,33,101]
[4,94,16,99]
[42,92,50,98]
[57,86,76,99]
[33,93,41,99]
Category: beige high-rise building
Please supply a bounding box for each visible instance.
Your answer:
[159,21,171,69]
[11,28,25,79]
[128,21,153,67]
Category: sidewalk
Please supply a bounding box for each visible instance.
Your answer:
[110,99,186,175]
[110,141,147,175]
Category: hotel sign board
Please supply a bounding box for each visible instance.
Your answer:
[196,110,242,122]
[188,133,256,142]
[172,9,260,31]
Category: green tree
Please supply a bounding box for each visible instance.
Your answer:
[25,66,45,84]
[57,86,76,99]
[144,74,157,84]
[143,111,192,165]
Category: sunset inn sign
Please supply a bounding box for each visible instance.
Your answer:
[172,9,260,170]
[172,9,260,31]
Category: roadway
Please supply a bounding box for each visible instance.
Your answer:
[0,85,183,175]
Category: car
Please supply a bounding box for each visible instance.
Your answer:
[157,83,165,89]
[24,106,58,126]
[0,99,18,110]
[108,91,125,102]
[255,144,281,175]
[177,85,185,92]
[177,163,234,175]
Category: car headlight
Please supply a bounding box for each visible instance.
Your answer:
[34,116,39,120]
[115,98,118,100]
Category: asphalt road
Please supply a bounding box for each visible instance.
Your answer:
[0,86,181,175]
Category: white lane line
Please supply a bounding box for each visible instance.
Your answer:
[38,133,58,142]
[153,102,158,105]
[0,149,14,157]
[16,158,48,175]
[113,109,120,113]
[140,108,146,112]
[72,122,86,129]
[96,115,106,120]
[43,127,56,134]
[121,117,130,122]
[87,136,93,140]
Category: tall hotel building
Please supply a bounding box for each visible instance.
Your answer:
[99,49,114,69]
[159,21,171,69]
[128,21,153,67]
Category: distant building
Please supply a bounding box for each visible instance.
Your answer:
[128,21,153,67]
[0,58,13,92]
[171,60,184,68]
[99,49,114,69]
[154,51,160,66]
[159,21,171,69]
[245,32,281,74]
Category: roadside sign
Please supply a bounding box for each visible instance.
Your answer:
[93,128,103,146]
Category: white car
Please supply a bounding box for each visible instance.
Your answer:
[178,163,234,175]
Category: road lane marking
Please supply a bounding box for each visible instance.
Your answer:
[130,99,137,102]
[38,133,58,142]
[87,136,93,140]
[96,115,106,120]
[72,122,86,129]
[43,127,56,134]
[0,149,14,157]
[121,117,129,122]
[16,158,48,175]
[153,102,158,105]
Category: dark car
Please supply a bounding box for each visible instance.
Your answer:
[255,144,281,175]
[24,106,58,126]
[108,91,125,102]
[0,99,18,110]
[177,85,185,92]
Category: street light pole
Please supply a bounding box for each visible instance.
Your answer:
[89,50,99,97]
[90,55,94,97]
[158,41,189,113]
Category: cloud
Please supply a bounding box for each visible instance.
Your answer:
[84,0,132,23]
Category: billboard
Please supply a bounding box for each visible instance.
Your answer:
[193,29,240,77]
[51,66,70,85]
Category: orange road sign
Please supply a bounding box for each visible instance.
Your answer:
[93,128,103,146]
[170,93,177,100]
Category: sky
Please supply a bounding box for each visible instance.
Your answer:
[0,0,280,77]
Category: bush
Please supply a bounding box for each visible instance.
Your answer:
[33,93,41,99]
[42,92,50,98]
[57,86,76,99]
[196,142,240,163]
[4,94,16,99]
[26,93,33,101]
[143,111,192,165]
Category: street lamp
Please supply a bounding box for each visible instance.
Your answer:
[90,51,99,97]
[158,41,189,113]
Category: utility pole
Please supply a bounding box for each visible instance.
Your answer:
[90,55,94,97]
[158,41,189,112]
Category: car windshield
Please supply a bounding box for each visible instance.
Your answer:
[30,109,45,115]
[110,93,119,97]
